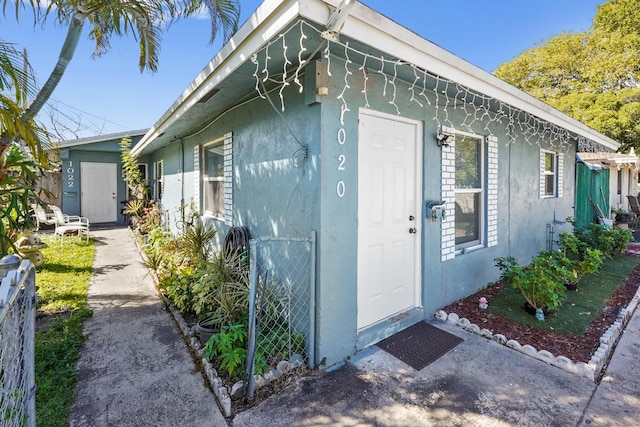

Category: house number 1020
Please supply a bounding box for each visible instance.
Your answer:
[67,161,75,188]
[336,128,346,198]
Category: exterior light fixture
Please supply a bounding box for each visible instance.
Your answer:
[436,132,455,147]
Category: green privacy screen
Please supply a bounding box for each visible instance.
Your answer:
[575,162,610,228]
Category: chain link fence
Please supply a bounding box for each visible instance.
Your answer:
[245,232,316,399]
[0,258,36,427]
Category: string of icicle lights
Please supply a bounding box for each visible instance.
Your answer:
[250,19,612,153]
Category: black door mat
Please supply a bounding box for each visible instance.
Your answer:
[377,322,463,370]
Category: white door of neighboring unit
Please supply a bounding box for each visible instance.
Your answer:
[81,162,117,223]
[357,109,422,330]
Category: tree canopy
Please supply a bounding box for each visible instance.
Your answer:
[495,0,640,151]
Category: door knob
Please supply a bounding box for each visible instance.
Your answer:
[409,227,417,234]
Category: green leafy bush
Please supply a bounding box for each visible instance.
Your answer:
[567,217,633,259]
[161,265,198,315]
[558,232,604,284]
[495,250,572,313]
[203,323,247,377]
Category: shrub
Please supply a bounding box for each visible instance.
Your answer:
[193,251,249,326]
[567,218,633,259]
[162,265,198,315]
[495,250,572,314]
[203,322,248,378]
[558,232,604,284]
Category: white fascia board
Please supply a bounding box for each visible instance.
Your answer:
[59,128,149,148]
[133,0,301,155]
[316,2,619,151]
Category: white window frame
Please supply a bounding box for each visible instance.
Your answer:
[202,138,225,220]
[155,160,163,201]
[453,132,485,251]
[126,163,148,200]
[541,150,557,198]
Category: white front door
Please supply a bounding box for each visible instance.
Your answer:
[357,109,422,330]
[81,162,117,223]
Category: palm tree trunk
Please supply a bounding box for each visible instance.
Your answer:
[0,3,87,153]
[25,4,87,119]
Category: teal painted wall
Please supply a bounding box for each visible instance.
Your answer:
[146,56,577,368]
[60,134,145,223]
[149,82,322,246]
[313,56,576,367]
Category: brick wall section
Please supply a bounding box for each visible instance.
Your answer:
[193,145,200,206]
[487,136,498,247]
[558,154,564,198]
[539,150,546,198]
[223,132,233,226]
[441,141,456,262]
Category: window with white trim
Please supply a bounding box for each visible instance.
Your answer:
[126,163,148,199]
[541,150,557,197]
[202,139,225,219]
[455,135,484,249]
[155,160,163,201]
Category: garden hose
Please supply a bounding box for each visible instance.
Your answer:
[223,226,250,261]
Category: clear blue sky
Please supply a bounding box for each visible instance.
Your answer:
[2,0,605,139]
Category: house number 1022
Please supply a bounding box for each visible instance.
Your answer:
[336,128,346,198]
[67,161,75,188]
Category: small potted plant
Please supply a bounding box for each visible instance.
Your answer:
[612,208,632,228]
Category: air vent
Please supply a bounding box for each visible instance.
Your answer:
[198,88,220,104]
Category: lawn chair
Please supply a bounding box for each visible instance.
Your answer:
[49,205,90,242]
[626,195,640,230]
[31,204,57,231]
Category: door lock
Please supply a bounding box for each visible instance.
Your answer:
[409,215,415,221]
[409,227,417,234]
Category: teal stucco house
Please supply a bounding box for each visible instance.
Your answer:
[131,0,619,368]
[57,129,148,224]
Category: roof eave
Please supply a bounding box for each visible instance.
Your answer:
[132,0,307,155]
[134,0,619,155]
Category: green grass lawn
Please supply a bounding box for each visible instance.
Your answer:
[488,255,640,335]
[34,235,95,427]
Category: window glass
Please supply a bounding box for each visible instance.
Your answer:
[455,192,480,245]
[543,151,556,197]
[203,141,224,218]
[454,136,483,248]
[455,138,481,189]
[156,161,163,201]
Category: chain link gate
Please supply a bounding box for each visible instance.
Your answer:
[0,258,36,427]
[245,232,316,399]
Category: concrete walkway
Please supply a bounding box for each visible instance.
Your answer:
[68,227,227,426]
[66,227,640,426]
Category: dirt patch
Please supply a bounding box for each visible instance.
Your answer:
[36,309,72,333]
[441,263,640,363]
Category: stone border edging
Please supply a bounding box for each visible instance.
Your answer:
[434,284,640,382]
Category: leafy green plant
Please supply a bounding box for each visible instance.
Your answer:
[495,251,572,313]
[0,144,48,255]
[203,322,248,377]
[162,265,198,315]
[137,200,162,234]
[122,199,146,222]
[176,216,217,265]
[119,137,147,200]
[193,251,249,326]
[558,232,604,285]
[567,217,633,259]
[140,245,165,272]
